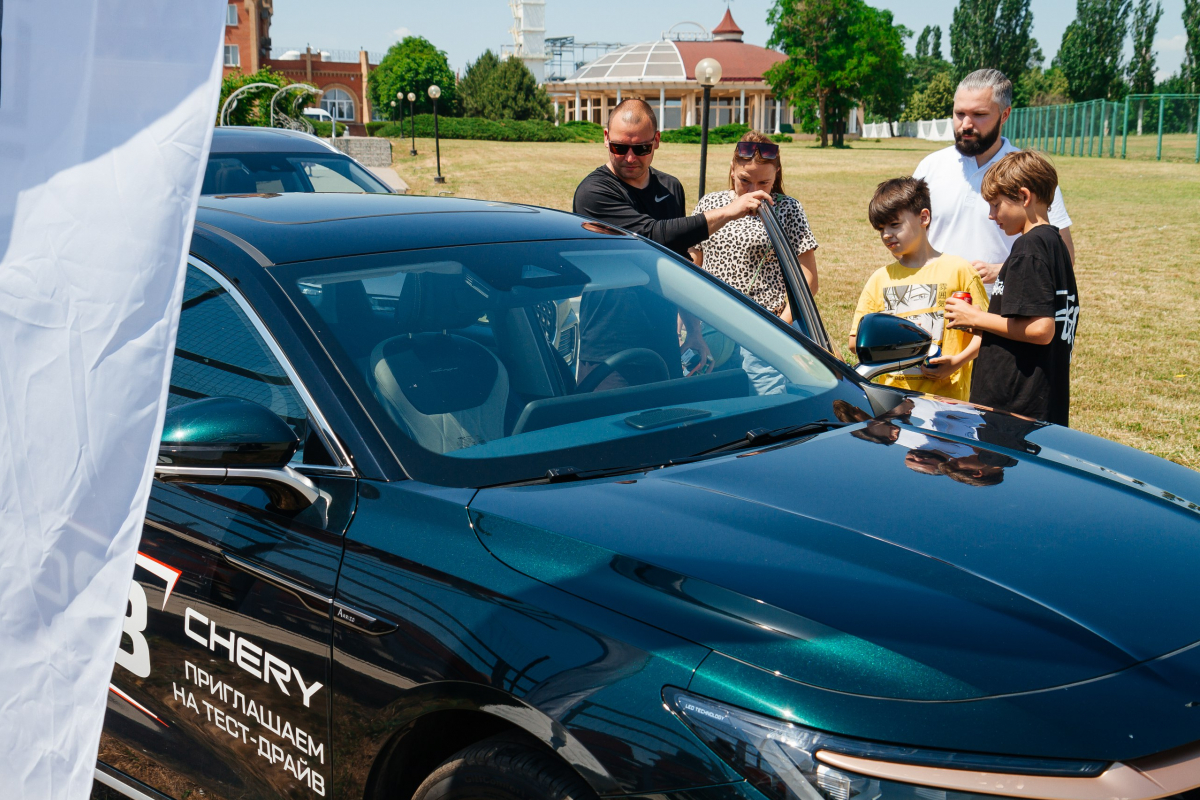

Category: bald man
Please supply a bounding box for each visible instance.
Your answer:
[573,98,770,388]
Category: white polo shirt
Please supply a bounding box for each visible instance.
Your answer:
[913,137,1072,268]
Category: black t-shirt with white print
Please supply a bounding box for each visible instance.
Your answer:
[970,225,1079,426]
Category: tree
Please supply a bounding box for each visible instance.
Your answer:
[950,0,1040,82]
[766,0,908,146]
[907,25,953,105]
[1185,0,1200,93]
[369,36,458,118]
[915,25,945,61]
[1014,66,1071,106]
[460,53,552,121]
[460,50,502,118]
[1127,0,1163,133]
[1057,0,1131,101]
[903,71,956,120]
[217,67,292,126]
[854,7,910,127]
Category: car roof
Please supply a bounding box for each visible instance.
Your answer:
[210,126,341,155]
[194,192,632,265]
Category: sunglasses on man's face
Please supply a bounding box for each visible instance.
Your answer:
[608,140,655,156]
[734,141,780,160]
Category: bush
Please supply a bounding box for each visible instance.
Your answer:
[373,115,603,143]
[660,123,752,144]
[310,120,349,138]
[770,134,794,143]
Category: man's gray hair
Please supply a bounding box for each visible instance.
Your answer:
[957,69,1013,109]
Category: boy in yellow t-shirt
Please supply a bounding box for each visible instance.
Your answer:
[849,177,988,401]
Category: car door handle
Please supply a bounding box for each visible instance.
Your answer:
[222,551,332,613]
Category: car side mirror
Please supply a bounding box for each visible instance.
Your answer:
[155,397,317,511]
[854,313,932,381]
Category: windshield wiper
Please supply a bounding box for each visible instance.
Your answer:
[483,461,672,489]
[694,420,848,457]
[481,421,849,490]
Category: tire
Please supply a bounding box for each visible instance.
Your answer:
[410,732,597,800]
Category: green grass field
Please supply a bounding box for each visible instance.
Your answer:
[385,135,1200,470]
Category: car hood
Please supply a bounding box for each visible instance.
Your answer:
[470,399,1200,701]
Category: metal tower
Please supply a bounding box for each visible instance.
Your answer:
[509,0,547,83]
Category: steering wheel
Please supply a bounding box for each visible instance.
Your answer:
[576,348,670,394]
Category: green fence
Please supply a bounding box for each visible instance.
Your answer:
[1009,94,1200,162]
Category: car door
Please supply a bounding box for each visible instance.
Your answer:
[759,203,837,356]
[99,259,355,800]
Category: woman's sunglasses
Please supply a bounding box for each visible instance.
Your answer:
[608,140,655,156]
[735,141,780,160]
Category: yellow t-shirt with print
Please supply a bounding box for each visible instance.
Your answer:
[849,254,989,401]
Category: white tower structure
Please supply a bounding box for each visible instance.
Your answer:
[510,0,547,84]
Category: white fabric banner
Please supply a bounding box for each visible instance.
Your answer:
[0,1,225,796]
[861,119,955,142]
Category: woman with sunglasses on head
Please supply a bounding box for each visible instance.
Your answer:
[690,131,819,318]
[689,131,820,393]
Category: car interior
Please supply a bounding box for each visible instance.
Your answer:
[202,153,389,195]
[292,243,839,458]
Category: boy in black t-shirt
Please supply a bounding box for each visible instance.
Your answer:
[944,150,1079,426]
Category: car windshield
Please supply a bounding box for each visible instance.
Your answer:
[277,238,857,487]
[202,152,390,195]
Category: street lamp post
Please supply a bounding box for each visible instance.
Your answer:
[395,91,404,129]
[429,85,445,184]
[696,58,723,197]
[389,100,397,122]
[407,92,418,156]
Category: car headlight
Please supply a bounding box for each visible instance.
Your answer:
[664,688,1105,800]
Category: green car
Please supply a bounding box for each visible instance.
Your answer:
[97,192,1200,800]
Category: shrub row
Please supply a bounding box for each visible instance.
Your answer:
[369,116,604,143]
[309,120,348,137]
[660,123,792,144]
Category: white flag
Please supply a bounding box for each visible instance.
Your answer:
[0,1,225,796]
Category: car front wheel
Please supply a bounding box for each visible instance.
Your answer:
[411,732,597,800]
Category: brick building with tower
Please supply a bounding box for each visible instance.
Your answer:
[223,0,378,134]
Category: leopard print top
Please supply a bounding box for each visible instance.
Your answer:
[691,191,818,315]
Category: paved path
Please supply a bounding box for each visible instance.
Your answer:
[366,166,409,194]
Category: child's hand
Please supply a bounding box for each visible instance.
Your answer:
[920,355,959,381]
[944,296,981,331]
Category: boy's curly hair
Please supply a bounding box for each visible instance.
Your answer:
[981,150,1058,205]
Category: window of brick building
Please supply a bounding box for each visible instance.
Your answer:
[224,45,240,67]
[320,88,356,122]
[225,4,238,25]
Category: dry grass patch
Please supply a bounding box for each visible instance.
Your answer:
[388,136,1200,469]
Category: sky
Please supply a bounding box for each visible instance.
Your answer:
[269,0,1190,82]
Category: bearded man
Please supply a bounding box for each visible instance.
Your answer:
[913,69,1075,289]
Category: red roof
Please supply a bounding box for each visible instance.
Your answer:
[712,9,744,38]
[674,40,785,83]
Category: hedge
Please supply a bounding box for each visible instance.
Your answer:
[370,116,604,143]
[660,123,792,145]
[309,120,348,137]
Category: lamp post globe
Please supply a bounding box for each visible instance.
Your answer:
[428,85,445,184]
[695,58,722,197]
[406,92,417,156]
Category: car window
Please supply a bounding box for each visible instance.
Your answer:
[171,266,313,462]
[277,239,849,487]
[201,152,390,195]
[293,158,381,193]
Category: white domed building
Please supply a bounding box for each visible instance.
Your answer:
[548,10,795,133]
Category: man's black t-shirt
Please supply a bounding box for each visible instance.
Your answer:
[970,225,1079,426]
[573,166,709,373]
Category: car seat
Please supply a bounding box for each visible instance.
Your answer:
[368,272,509,455]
